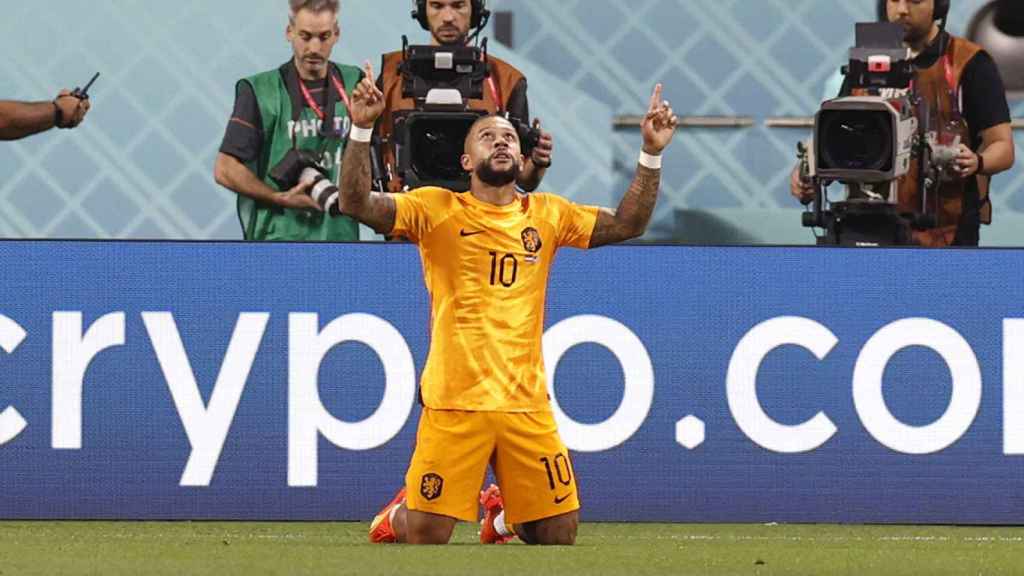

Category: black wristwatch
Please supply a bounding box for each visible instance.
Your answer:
[52,101,64,128]
[52,100,71,129]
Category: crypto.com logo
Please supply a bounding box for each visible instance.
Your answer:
[553,315,1024,459]
[1,313,1023,487]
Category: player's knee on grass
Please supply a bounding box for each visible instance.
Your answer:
[404,509,458,545]
[516,511,578,545]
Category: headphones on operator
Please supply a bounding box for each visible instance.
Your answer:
[876,0,951,27]
[412,0,491,32]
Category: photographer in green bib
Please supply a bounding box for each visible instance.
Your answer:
[215,0,363,241]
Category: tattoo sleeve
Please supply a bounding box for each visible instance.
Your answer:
[339,140,397,234]
[589,164,661,248]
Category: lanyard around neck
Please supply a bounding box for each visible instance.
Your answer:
[485,75,503,113]
[298,72,351,122]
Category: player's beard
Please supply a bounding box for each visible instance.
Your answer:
[476,154,520,187]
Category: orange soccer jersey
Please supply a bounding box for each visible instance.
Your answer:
[392,187,599,412]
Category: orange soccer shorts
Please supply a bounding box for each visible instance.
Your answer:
[404,408,581,524]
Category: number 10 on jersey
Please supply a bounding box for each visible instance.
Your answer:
[489,252,519,288]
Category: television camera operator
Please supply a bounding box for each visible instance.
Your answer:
[375,0,553,193]
[791,0,1014,247]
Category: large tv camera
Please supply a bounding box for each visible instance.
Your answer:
[799,23,963,246]
[387,37,540,192]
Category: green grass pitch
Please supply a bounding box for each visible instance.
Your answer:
[0,522,1022,575]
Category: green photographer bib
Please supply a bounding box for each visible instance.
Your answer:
[238,61,361,242]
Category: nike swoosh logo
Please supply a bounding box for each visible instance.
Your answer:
[460,229,484,237]
[554,493,573,504]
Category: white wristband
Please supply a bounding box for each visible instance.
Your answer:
[638,151,662,170]
[350,125,373,143]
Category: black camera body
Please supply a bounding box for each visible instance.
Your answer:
[390,37,541,192]
[800,22,939,247]
[269,149,341,216]
[401,42,488,103]
[841,23,916,92]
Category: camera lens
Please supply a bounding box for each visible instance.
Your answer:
[299,167,322,185]
[300,167,340,216]
[409,116,477,181]
[819,110,893,172]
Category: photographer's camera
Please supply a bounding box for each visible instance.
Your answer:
[270,149,341,215]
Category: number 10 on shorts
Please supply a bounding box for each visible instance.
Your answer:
[540,453,574,491]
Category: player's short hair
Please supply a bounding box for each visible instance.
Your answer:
[289,0,339,21]
[465,114,519,151]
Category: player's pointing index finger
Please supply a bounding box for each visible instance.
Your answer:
[648,84,663,113]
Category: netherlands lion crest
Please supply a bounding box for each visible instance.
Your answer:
[420,473,444,501]
[521,227,543,254]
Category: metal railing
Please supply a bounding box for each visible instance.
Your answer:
[612,115,755,129]
[613,116,1024,130]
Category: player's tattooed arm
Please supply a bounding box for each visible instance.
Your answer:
[590,84,678,248]
[590,165,661,248]
[339,140,396,234]
[338,61,396,234]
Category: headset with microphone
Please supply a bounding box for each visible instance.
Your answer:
[877,0,951,28]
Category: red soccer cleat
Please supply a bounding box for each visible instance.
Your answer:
[479,483,515,544]
[369,487,406,543]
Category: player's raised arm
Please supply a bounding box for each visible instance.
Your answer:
[339,62,397,234]
[589,84,678,248]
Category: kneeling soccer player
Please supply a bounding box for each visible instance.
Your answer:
[338,62,679,545]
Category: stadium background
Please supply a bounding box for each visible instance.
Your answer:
[0,0,1020,244]
[2,0,1024,529]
